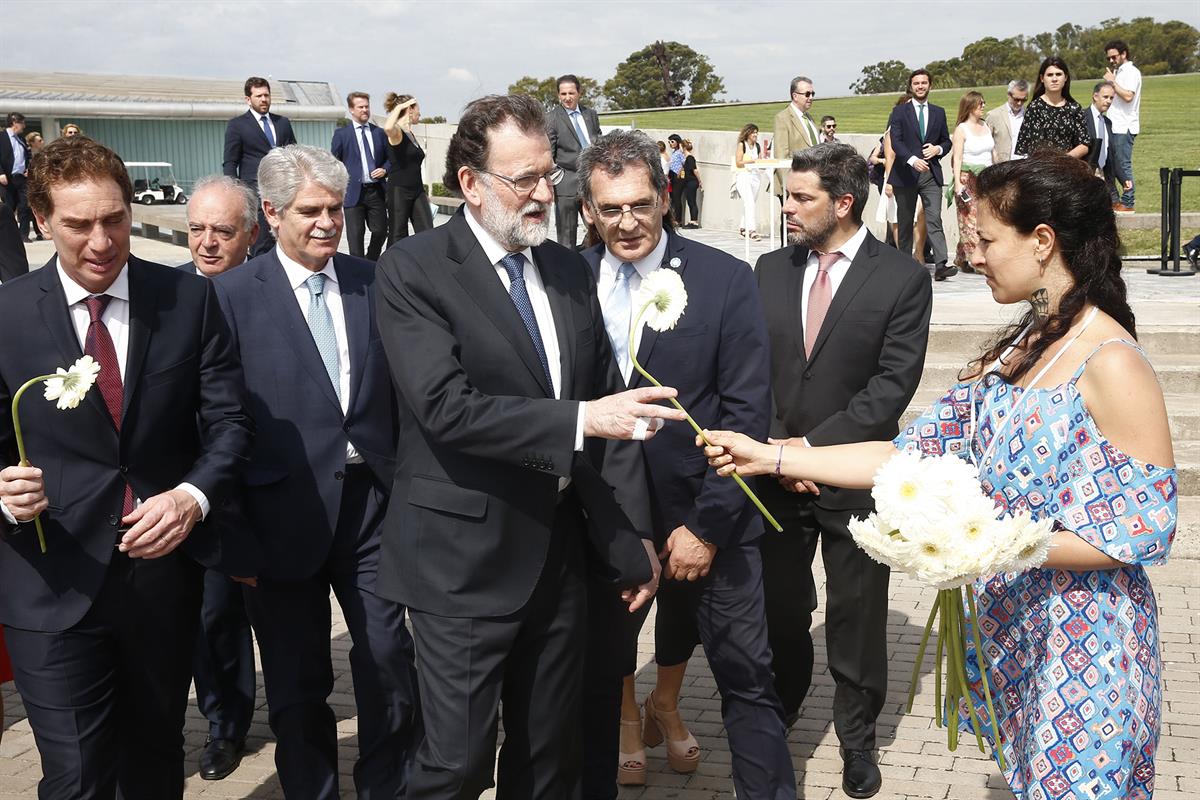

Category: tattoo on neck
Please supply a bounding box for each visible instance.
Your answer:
[1030,288,1050,322]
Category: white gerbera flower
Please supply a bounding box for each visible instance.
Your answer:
[872,452,944,532]
[633,268,687,332]
[995,513,1056,573]
[42,355,102,410]
[849,513,914,569]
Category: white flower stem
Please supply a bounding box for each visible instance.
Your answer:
[11,374,56,554]
[627,301,783,532]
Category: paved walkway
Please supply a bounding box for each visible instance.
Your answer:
[2,224,1197,799]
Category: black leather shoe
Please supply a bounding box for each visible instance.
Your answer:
[842,749,882,798]
[199,737,243,781]
[934,263,958,282]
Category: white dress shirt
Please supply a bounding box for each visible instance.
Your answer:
[568,109,591,146]
[597,234,668,385]
[1007,104,1026,160]
[1,263,210,525]
[354,123,377,184]
[7,130,26,175]
[1090,106,1109,169]
[800,224,867,334]
[275,247,361,462]
[254,111,278,146]
[463,209,586,480]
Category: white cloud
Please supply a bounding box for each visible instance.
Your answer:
[446,68,476,83]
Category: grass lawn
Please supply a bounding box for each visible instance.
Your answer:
[601,74,1200,215]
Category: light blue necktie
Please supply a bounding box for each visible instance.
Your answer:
[304,273,341,402]
[917,103,927,141]
[571,110,590,146]
[260,115,277,148]
[604,262,635,379]
[499,253,554,392]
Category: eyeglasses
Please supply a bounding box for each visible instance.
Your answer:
[590,200,661,224]
[1007,95,1027,104]
[824,124,837,130]
[793,91,816,98]
[478,167,564,195]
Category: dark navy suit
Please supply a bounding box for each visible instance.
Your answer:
[886,99,952,266]
[222,110,297,257]
[178,261,258,753]
[580,231,796,800]
[331,122,390,260]
[0,256,252,799]
[213,250,418,800]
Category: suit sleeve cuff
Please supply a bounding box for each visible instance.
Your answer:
[0,499,16,526]
[177,483,211,521]
[574,403,586,452]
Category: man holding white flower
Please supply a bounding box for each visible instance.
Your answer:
[576,130,794,800]
[0,136,253,800]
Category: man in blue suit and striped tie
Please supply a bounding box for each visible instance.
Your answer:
[331,92,390,261]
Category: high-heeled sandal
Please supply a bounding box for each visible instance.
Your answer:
[617,718,646,786]
[642,691,701,774]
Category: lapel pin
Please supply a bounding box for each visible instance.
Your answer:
[668,257,682,270]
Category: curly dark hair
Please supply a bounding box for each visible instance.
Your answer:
[968,152,1135,384]
[28,136,133,218]
[443,94,546,196]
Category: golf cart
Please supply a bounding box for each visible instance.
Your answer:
[126,162,188,205]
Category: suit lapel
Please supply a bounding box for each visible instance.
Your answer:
[258,253,342,411]
[533,246,575,397]
[562,107,583,148]
[806,234,880,366]
[334,256,370,411]
[788,246,811,364]
[447,214,554,398]
[35,259,115,432]
[122,258,154,418]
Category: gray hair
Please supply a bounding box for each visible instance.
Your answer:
[577,130,669,207]
[789,75,813,95]
[1007,79,1030,94]
[188,175,259,231]
[790,142,870,224]
[1093,80,1115,94]
[257,144,348,213]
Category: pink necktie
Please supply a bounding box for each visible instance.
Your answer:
[804,251,841,358]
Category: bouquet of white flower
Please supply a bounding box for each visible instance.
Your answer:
[849,451,1055,768]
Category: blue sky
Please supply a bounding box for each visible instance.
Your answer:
[9,0,1199,117]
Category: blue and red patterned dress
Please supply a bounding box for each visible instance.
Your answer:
[895,339,1176,800]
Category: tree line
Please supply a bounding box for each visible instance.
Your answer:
[851,17,1200,94]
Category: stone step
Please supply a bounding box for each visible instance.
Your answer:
[924,325,1198,360]
[917,353,1199,396]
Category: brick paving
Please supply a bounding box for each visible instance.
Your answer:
[1,557,1196,799]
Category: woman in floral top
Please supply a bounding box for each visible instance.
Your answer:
[701,153,1175,800]
[1014,56,1090,159]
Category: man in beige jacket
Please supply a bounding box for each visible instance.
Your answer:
[772,76,819,237]
[984,79,1029,162]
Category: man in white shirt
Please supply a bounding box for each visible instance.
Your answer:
[331,92,389,260]
[1104,39,1142,212]
[985,79,1029,162]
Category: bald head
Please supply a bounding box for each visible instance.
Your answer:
[186,176,260,276]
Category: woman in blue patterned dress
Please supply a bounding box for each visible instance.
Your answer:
[700,152,1176,799]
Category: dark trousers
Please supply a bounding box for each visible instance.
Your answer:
[668,178,684,224]
[893,172,947,266]
[345,182,389,261]
[5,550,203,800]
[761,492,890,751]
[244,464,419,800]
[407,498,587,800]
[554,192,581,249]
[193,568,255,743]
[4,173,30,238]
[681,181,700,225]
[581,541,795,800]
[387,180,434,245]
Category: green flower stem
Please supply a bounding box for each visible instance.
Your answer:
[952,587,989,756]
[942,591,959,750]
[967,587,1007,772]
[934,589,945,728]
[907,598,941,713]
[11,374,56,554]
[628,301,783,533]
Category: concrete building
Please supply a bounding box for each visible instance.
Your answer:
[0,70,345,190]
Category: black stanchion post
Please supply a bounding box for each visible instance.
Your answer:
[1159,167,1170,272]
[1148,168,1198,276]
[1172,168,1183,270]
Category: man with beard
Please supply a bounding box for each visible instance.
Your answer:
[372,93,681,800]
[753,143,932,799]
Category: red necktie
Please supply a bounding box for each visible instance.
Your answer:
[804,251,841,358]
[85,295,135,517]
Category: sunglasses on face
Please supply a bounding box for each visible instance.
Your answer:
[793,91,815,98]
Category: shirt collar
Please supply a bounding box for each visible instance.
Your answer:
[911,98,927,108]
[810,224,868,264]
[603,231,668,281]
[58,259,130,306]
[276,246,337,290]
[463,206,535,268]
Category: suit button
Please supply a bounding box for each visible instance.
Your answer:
[343,422,351,432]
[334,470,345,481]
[119,465,129,474]
[109,515,118,526]
[803,371,812,380]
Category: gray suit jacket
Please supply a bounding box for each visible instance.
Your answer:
[547,104,602,197]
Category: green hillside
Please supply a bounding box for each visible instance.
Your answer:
[600,73,1200,215]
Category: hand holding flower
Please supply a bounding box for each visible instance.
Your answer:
[699,430,776,477]
[0,464,49,521]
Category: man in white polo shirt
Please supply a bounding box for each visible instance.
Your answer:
[1103,39,1141,213]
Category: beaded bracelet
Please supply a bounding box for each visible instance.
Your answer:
[774,443,784,476]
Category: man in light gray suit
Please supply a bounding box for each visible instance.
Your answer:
[547,74,602,248]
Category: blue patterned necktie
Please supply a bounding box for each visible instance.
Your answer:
[260,114,276,148]
[499,253,554,393]
[604,262,636,380]
[304,273,341,402]
[359,125,374,182]
[571,110,589,146]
